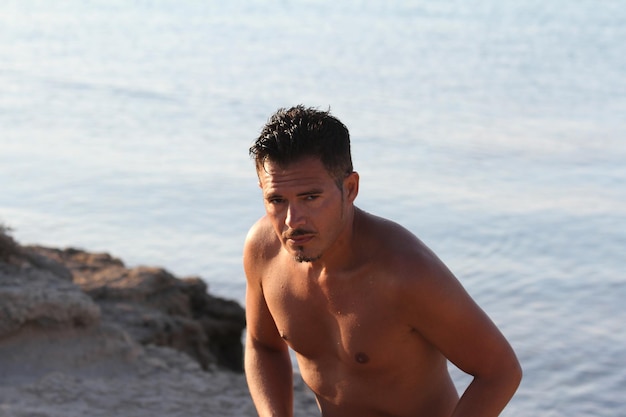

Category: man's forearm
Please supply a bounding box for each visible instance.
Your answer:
[245,339,294,417]
[451,366,522,417]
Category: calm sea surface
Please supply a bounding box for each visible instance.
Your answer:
[1,1,625,415]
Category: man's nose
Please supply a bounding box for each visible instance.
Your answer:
[285,203,305,228]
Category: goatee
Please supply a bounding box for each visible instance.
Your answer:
[294,248,321,263]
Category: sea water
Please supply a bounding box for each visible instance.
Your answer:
[1,1,625,416]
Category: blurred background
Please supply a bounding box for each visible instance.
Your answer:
[1,1,624,416]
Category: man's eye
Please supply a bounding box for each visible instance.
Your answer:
[268,198,285,205]
[305,195,319,201]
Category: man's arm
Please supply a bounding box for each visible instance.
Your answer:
[403,245,522,417]
[244,226,294,417]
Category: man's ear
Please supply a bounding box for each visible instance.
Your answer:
[344,171,359,203]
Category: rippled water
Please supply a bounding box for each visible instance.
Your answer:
[1,1,625,415]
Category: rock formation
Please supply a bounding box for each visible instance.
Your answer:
[0,228,246,378]
[0,226,321,416]
[28,246,246,372]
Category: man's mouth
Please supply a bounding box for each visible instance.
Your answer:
[288,235,313,245]
[284,230,314,245]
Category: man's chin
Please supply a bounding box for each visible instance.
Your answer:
[294,250,321,263]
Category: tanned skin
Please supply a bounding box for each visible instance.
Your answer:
[244,156,522,417]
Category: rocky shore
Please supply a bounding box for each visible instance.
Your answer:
[0,227,318,416]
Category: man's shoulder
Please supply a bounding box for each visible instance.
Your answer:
[358,210,425,254]
[244,216,281,264]
[357,210,442,274]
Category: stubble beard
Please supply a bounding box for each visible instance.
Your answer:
[294,247,322,263]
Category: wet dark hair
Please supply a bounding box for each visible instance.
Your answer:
[250,105,353,187]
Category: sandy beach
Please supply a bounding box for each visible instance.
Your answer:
[0,344,319,417]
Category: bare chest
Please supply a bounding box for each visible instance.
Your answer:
[261,265,456,416]
[263,269,419,368]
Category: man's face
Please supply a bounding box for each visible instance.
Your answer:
[258,156,350,263]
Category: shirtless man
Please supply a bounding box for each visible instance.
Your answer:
[243,105,522,417]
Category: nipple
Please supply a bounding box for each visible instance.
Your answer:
[355,352,370,364]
